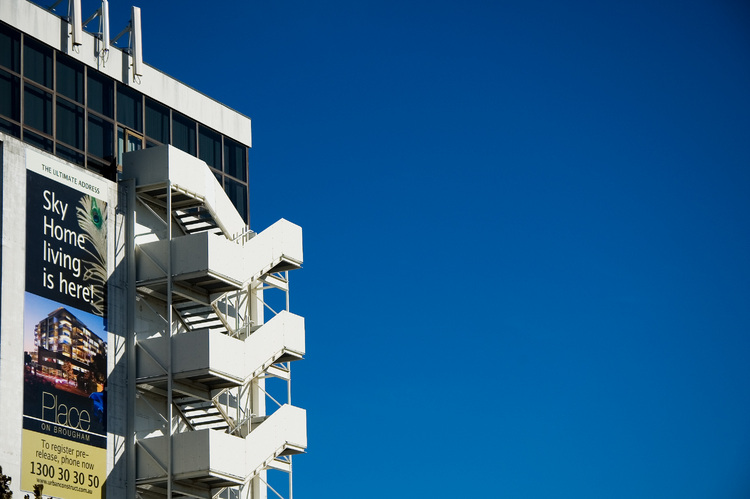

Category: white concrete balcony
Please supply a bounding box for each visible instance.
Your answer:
[136,405,307,490]
[136,311,305,394]
[136,230,246,298]
[246,310,305,378]
[135,218,303,300]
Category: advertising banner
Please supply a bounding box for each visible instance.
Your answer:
[22,150,110,498]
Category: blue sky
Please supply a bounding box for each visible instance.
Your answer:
[65,0,750,496]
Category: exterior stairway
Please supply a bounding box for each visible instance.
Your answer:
[125,145,307,497]
[136,405,307,490]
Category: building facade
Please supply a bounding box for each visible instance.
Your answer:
[33,306,107,386]
[0,2,306,499]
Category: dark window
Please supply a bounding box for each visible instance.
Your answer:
[87,156,106,173]
[0,23,21,72]
[116,83,142,132]
[24,84,52,134]
[88,71,113,117]
[0,117,20,137]
[24,129,53,152]
[224,177,248,222]
[88,114,114,159]
[0,69,20,121]
[224,137,247,181]
[56,98,84,150]
[57,143,84,166]
[172,112,196,155]
[56,54,84,103]
[212,169,223,185]
[87,156,115,181]
[23,38,53,88]
[199,125,221,169]
[145,98,169,143]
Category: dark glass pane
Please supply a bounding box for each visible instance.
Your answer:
[172,112,196,155]
[0,23,21,72]
[23,38,53,88]
[0,69,20,120]
[88,71,113,117]
[199,125,221,169]
[212,169,222,185]
[224,177,248,222]
[56,98,84,149]
[224,137,247,181]
[24,129,53,152]
[88,114,114,159]
[24,84,52,134]
[145,98,169,143]
[56,54,84,103]
[86,156,116,181]
[57,143,84,166]
[0,117,20,137]
[116,84,142,132]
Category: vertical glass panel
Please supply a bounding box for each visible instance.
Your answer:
[117,126,125,165]
[172,112,196,155]
[24,129,53,152]
[56,98,84,149]
[0,69,20,121]
[24,84,53,134]
[117,126,124,165]
[0,117,20,137]
[0,23,21,72]
[199,125,221,169]
[56,144,84,166]
[224,137,247,181]
[127,131,143,153]
[88,114,114,160]
[212,169,223,185]
[116,83,142,132]
[23,38,53,88]
[224,177,248,222]
[145,98,169,143]
[87,71,113,117]
[56,54,84,103]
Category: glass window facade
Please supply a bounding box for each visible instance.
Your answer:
[199,125,221,170]
[117,84,142,133]
[0,21,250,222]
[24,84,52,134]
[0,23,20,72]
[0,69,20,121]
[224,137,247,181]
[172,112,196,156]
[56,98,84,149]
[56,54,84,103]
[23,38,53,88]
[88,70,113,117]
[146,98,169,144]
[88,114,114,160]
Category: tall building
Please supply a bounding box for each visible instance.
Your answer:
[33,306,107,385]
[0,2,307,498]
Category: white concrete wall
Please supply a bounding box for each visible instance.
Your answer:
[0,136,28,497]
[0,0,252,146]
